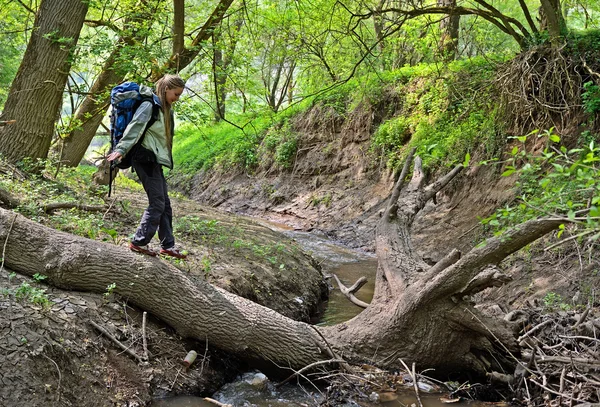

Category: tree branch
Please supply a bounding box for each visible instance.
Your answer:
[332,274,369,308]
[423,164,463,201]
[375,5,530,47]
[386,147,416,219]
[152,0,235,78]
[423,218,563,301]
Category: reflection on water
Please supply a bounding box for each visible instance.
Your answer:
[318,258,378,325]
[152,378,473,407]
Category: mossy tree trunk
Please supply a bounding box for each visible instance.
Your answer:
[0,0,88,163]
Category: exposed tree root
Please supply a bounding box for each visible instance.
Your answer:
[497,44,599,138]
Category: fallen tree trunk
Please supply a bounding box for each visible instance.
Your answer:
[0,153,562,375]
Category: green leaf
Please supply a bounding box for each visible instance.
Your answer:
[501,167,515,177]
[463,152,471,167]
[557,224,565,238]
[549,134,561,143]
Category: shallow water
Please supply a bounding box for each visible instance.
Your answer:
[318,258,377,325]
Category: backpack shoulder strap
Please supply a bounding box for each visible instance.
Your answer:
[137,96,160,142]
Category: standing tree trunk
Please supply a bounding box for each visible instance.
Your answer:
[58,0,162,167]
[373,0,387,55]
[172,0,185,68]
[438,0,460,61]
[539,0,566,44]
[58,50,128,167]
[0,0,88,163]
[213,34,226,121]
[212,18,243,122]
[0,154,562,374]
[151,0,235,80]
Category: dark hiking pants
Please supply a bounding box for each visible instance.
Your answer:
[131,160,175,249]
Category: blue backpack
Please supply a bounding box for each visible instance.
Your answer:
[108,82,160,196]
[109,81,160,169]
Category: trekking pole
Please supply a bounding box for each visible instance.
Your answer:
[108,161,113,198]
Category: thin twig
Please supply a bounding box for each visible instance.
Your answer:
[203,397,233,407]
[412,362,424,407]
[558,334,600,343]
[199,336,208,376]
[89,320,145,363]
[399,358,423,407]
[332,274,369,308]
[169,368,181,391]
[518,319,553,343]
[572,307,590,330]
[142,311,149,361]
[42,354,62,402]
[103,196,118,220]
[308,325,353,373]
[529,378,588,403]
[276,359,347,388]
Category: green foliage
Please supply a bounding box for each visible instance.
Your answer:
[309,192,333,207]
[174,215,295,269]
[260,120,298,169]
[369,59,501,170]
[0,2,27,107]
[481,129,600,241]
[104,283,116,299]
[372,117,412,166]
[582,81,600,113]
[14,281,51,309]
[543,291,571,312]
[200,256,212,278]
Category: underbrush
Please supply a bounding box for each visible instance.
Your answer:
[0,158,136,242]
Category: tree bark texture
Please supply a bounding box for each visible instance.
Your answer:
[0,207,328,368]
[438,0,460,61]
[539,0,566,44]
[0,156,563,375]
[59,0,161,167]
[172,0,185,64]
[0,0,88,163]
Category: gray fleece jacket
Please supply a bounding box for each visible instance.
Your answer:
[113,85,173,169]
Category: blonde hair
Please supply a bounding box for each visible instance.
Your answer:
[155,74,185,150]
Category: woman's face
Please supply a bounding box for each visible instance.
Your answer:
[165,87,184,105]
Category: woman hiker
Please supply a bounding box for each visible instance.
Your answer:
[107,74,187,259]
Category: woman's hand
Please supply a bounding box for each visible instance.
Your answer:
[106,151,122,162]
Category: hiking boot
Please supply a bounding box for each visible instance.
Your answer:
[160,247,187,259]
[130,243,157,257]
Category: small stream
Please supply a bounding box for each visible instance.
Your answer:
[153,224,483,407]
